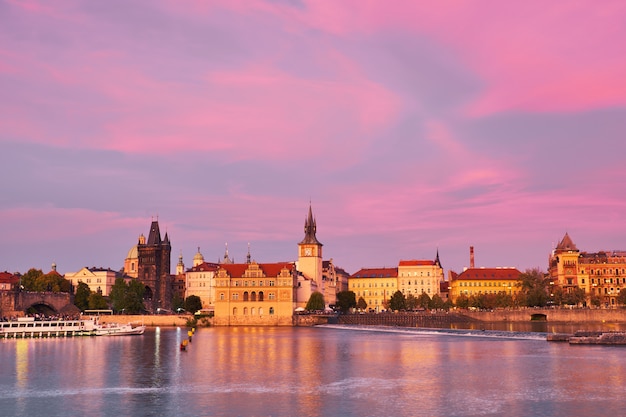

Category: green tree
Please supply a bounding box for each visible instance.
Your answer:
[417,292,431,309]
[109,278,128,312]
[74,282,91,311]
[21,268,43,291]
[125,279,146,314]
[184,295,203,314]
[389,290,406,311]
[429,294,445,310]
[305,291,325,311]
[455,294,469,309]
[562,287,586,306]
[517,268,549,307]
[405,294,418,311]
[34,273,71,293]
[88,292,109,310]
[172,293,184,311]
[617,289,626,306]
[335,291,357,313]
[357,297,367,311]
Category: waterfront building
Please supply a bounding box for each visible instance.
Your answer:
[213,261,296,325]
[349,267,398,312]
[397,252,444,298]
[123,244,139,278]
[548,232,626,307]
[449,267,521,302]
[65,267,127,296]
[321,260,350,307]
[185,261,220,310]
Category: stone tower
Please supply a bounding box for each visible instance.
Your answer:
[137,220,172,312]
[297,204,323,288]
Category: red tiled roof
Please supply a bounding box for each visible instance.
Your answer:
[0,272,19,284]
[456,268,521,281]
[218,262,293,278]
[399,260,435,266]
[189,262,220,272]
[351,267,398,278]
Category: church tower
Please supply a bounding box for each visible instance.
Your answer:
[137,220,172,312]
[298,204,323,288]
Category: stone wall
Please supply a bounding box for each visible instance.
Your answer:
[461,308,626,323]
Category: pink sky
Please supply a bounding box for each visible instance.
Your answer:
[2,0,626,276]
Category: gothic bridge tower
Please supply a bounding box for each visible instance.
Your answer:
[137,220,172,312]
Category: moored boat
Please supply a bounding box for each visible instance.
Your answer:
[0,317,98,338]
[94,321,146,336]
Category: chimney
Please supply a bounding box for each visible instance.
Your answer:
[470,246,475,269]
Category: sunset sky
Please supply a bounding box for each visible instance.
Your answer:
[2,0,626,277]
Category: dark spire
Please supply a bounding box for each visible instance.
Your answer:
[147,221,162,245]
[435,248,442,269]
[163,232,170,246]
[299,204,322,245]
[247,243,251,264]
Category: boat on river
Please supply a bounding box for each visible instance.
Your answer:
[0,317,98,338]
[94,321,145,336]
[0,317,145,338]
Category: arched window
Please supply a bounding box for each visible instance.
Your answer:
[220,293,225,300]
[232,307,237,316]
[259,307,264,316]
[269,307,274,315]
[243,307,248,315]
[243,291,249,301]
[258,291,264,301]
[251,291,257,301]
[251,307,256,316]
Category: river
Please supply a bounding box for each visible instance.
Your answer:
[1,325,625,417]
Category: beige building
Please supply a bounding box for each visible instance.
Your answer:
[186,261,220,310]
[549,233,626,307]
[65,267,127,296]
[398,253,444,297]
[213,261,296,325]
[349,267,398,312]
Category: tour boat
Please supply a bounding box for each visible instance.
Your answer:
[94,321,146,336]
[0,317,98,338]
[0,316,145,338]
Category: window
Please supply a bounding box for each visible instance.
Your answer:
[269,281,275,287]
[243,292,249,301]
[232,293,239,300]
[269,307,274,315]
[220,293,225,300]
[269,293,275,300]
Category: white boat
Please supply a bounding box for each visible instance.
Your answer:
[0,317,98,338]
[94,321,146,336]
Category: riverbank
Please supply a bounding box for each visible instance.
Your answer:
[97,314,191,327]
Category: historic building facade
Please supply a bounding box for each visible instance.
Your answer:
[349,267,398,312]
[65,267,126,297]
[213,261,296,325]
[398,252,444,297]
[448,267,521,302]
[549,233,626,307]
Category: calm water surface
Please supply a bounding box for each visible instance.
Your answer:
[1,325,625,417]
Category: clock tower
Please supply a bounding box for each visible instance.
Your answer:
[298,204,323,288]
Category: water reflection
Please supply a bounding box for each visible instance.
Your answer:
[2,326,626,417]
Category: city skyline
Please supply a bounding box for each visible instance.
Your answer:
[2,1,626,276]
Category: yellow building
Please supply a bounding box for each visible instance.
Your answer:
[213,261,296,326]
[549,233,626,307]
[398,253,444,297]
[349,267,398,312]
[449,267,521,303]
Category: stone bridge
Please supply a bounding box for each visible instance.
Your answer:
[0,291,73,317]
